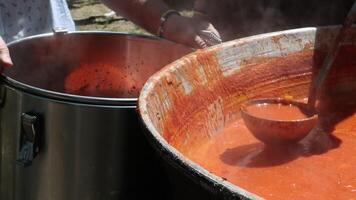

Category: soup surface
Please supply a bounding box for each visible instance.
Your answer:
[64,63,136,97]
[185,115,356,200]
[245,102,310,121]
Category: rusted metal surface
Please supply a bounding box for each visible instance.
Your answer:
[139,26,356,199]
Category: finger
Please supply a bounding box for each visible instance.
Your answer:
[0,37,13,69]
[206,23,221,40]
[194,35,208,49]
[199,30,222,46]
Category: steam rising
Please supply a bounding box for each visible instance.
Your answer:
[192,0,354,41]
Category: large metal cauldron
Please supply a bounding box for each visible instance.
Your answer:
[0,31,191,200]
[139,26,356,199]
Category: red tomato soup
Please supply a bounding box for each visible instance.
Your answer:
[245,102,310,121]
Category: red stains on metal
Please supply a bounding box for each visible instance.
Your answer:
[161,50,314,151]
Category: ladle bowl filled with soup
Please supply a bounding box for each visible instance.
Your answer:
[139,27,356,199]
[240,98,318,144]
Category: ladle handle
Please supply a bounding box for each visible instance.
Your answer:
[308,1,356,110]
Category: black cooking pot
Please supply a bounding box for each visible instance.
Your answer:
[0,30,191,200]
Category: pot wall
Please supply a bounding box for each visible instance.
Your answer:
[0,85,172,200]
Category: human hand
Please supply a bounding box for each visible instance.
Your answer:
[0,36,13,71]
[162,14,222,48]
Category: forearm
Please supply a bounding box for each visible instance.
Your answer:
[0,36,13,68]
[101,0,171,34]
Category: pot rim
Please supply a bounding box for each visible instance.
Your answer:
[2,31,187,106]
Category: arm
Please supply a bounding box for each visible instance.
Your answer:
[101,0,221,48]
[0,36,13,69]
[100,0,170,34]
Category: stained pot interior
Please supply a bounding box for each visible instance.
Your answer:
[4,33,191,98]
[139,27,356,198]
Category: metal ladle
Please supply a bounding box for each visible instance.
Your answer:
[240,1,356,144]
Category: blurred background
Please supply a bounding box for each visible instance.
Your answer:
[67,0,194,34]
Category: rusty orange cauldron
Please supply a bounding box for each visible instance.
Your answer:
[139,26,356,199]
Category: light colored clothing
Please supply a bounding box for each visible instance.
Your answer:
[0,0,75,43]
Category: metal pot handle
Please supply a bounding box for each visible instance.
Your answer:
[16,113,41,167]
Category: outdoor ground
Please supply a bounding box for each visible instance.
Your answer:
[68,0,193,35]
[69,0,149,34]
